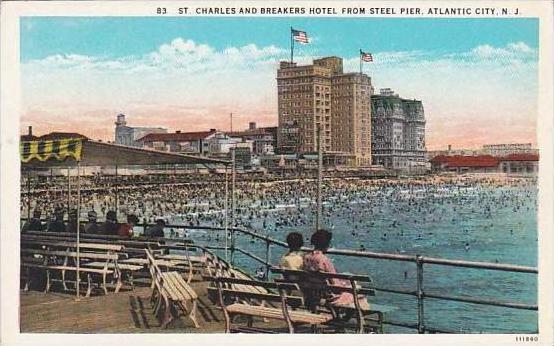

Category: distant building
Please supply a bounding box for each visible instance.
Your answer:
[482,143,538,157]
[114,114,167,147]
[20,127,88,142]
[331,72,373,166]
[498,153,539,175]
[430,155,499,173]
[39,132,89,141]
[277,57,373,166]
[21,126,38,141]
[138,129,217,154]
[426,145,481,160]
[371,89,426,170]
[208,133,252,153]
[226,122,276,155]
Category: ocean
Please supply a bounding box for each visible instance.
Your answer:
[160,181,538,333]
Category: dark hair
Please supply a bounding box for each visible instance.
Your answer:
[286,232,303,251]
[106,210,117,222]
[310,229,332,251]
[127,214,139,224]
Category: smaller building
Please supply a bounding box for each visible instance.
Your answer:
[430,155,499,173]
[114,114,167,147]
[482,143,539,157]
[38,132,89,140]
[138,130,217,154]
[498,153,539,175]
[226,122,276,155]
[21,126,38,141]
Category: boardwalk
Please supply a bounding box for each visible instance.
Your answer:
[20,280,290,333]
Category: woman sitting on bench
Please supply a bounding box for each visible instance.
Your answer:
[303,229,370,310]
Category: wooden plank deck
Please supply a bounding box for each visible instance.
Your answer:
[19,280,291,333]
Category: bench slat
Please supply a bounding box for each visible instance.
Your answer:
[169,272,198,299]
[226,303,333,324]
[21,239,123,251]
[21,248,118,260]
[21,263,113,274]
[271,267,372,283]
[84,262,142,271]
[165,272,197,300]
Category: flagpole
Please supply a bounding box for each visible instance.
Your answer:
[359,49,363,74]
[290,27,294,63]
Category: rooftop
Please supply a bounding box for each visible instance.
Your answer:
[499,153,539,162]
[430,155,499,168]
[138,130,216,143]
[29,132,90,141]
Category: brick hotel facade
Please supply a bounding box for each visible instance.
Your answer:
[277,57,374,166]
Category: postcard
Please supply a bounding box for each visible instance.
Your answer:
[1,1,553,345]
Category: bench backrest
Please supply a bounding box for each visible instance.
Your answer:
[204,275,303,307]
[21,239,124,252]
[21,233,158,249]
[145,248,166,295]
[21,248,119,261]
[271,267,375,311]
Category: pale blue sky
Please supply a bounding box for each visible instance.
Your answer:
[21,17,538,62]
[20,17,539,149]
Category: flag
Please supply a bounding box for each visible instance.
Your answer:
[292,29,309,44]
[361,50,373,62]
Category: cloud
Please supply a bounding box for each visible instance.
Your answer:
[457,41,537,63]
[21,40,538,149]
[25,37,287,74]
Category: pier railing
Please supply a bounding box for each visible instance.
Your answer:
[156,224,537,334]
[20,222,538,333]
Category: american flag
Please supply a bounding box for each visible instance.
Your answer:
[361,50,373,62]
[292,29,309,44]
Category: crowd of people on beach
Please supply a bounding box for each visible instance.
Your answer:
[21,173,537,256]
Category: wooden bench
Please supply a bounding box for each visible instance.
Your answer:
[145,249,200,329]
[21,235,146,290]
[20,247,120,296]
[271,267,384,334]
[21,239,123,252]
[204,275,334,333]
[21,232,163,254]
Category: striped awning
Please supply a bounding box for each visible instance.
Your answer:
[20,139,83,163]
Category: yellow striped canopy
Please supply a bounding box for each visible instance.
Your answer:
[20,139,83,163]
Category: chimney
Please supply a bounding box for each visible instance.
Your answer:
[28,125,33,136]
[249,122,256,131]
[115,113,127,126]
[448,145,452,152]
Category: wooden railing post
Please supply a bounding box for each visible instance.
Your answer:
[416,255,425,334]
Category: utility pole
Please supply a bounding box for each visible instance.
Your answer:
[230,112,233,132]
[316,124,323,231]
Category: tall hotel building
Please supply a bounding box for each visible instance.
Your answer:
[371,88,426,169]
[277,57,373,166]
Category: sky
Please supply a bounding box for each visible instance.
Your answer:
[20,17,539,150]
